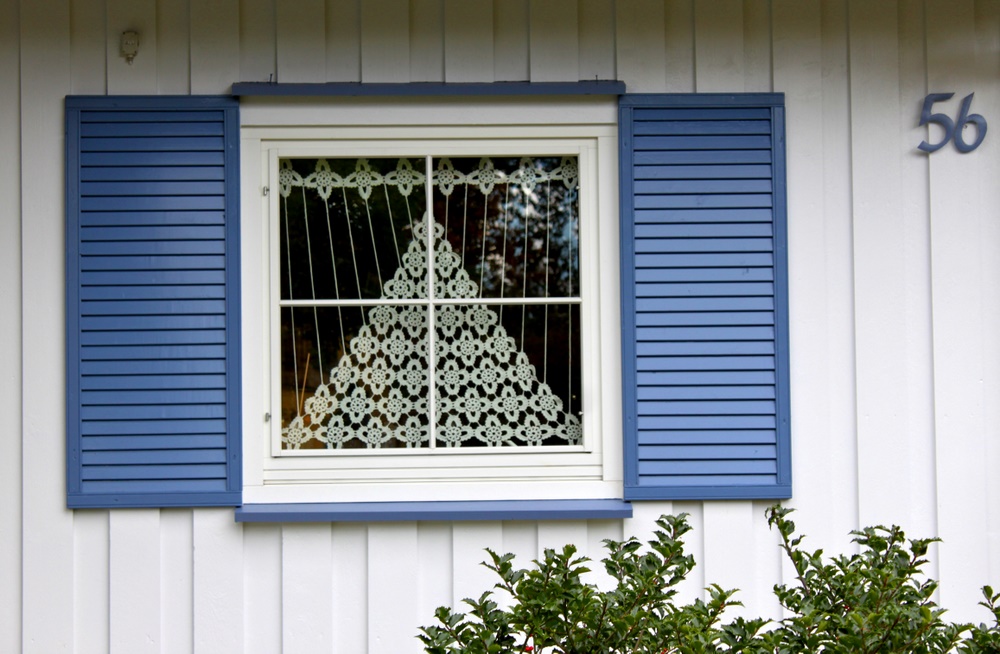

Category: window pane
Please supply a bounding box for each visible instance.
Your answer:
[280,305,431,449]
[434,304,582,447]
[279,158,425,301]
[432,157,580,300]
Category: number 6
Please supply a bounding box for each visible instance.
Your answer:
[954,93,987,153]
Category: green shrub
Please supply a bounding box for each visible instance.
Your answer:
[417,506,1000,654]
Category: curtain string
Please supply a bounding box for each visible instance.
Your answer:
[323,198,346,357]
[283,193,300,414]
[383,183,402,268]
[300,186,324,384]
[341,187,367,327]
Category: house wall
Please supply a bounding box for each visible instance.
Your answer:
[3,1,999,652]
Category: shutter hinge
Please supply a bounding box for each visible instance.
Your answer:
[262,186,269,196]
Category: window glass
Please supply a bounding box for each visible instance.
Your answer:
[277,156,582,451]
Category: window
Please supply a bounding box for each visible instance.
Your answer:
[239,97,624,505]
[65,89,790,515]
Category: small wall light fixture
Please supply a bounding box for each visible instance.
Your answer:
[120,31,140,65]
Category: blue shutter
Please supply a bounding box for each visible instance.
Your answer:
[620,94,790,500]
[66,96,241,508]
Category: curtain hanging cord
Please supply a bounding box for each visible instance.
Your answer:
[341,187,367,327]
[543,177,551,385]
[567,187,575,416]
[323,200,347,356]
[363,198,383,288]
[283,193,301,415]
[499,181,510,324]
[301,186,324,384]
[461,182,468,270]
[383,183,402,268]
[520,183,530,346]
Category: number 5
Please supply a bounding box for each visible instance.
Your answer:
[918,93,955,153]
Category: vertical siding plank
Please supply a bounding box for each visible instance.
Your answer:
[106,0,157,94]
[817,0,857,544]
[0,1,21,650]
[493,0,529,81]
[529,0,578,82]
[327,0,361,82]
[452,523,503,609]
[331,524,368,653]
[693,0,743,91]
[193,510,244,653]
[973,0,1000,600]
[500,521,537,588]
[584,520,622,590]
[773,0,859,549]
[104,14,177,651]
[282,524,334,653]
[700,503,755,618]
[849,0,933,531]
[895,0,937,542]
[537,521,589,585]
[417,523,453,626]
[361,0,410,82]
[190,0,240,93]
[615,0,667,92]
[536,521,588,557]
[623,502,672,547]
[742,0,772,92]
[20,0,74,649]
[244,524,282,654]
[926,0,993,620]
[578,0,615,81]
[368,523,421,654]
[156,0,191,94]
[71,0,107,94]
[277,0,326,82]
[74,512,110,654]
[110,511,161,654]
[749,500,783,618]
[445,0,493,82]
[669,501,704,603]
[410,0,444,82]
[627,502,704,604]
[161,510,194,654]
[664,0,695,92]
[239,0,276,83]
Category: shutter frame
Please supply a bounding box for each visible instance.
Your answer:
[620,93,791,500]
[66,95,242,508]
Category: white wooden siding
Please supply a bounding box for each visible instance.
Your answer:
[5,1,1000,651]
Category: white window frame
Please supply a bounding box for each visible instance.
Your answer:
[240,97,623,505]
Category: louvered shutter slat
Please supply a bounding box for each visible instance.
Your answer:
[621,94,791,500]
[66,96,241,508]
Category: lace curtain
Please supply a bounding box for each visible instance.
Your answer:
[278,156,581,450]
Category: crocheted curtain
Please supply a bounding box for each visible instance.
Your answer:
[278,156,581,450]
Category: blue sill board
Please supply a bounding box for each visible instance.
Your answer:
[235,499,633,523]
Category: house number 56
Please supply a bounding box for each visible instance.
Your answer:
[918,93,987,153]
